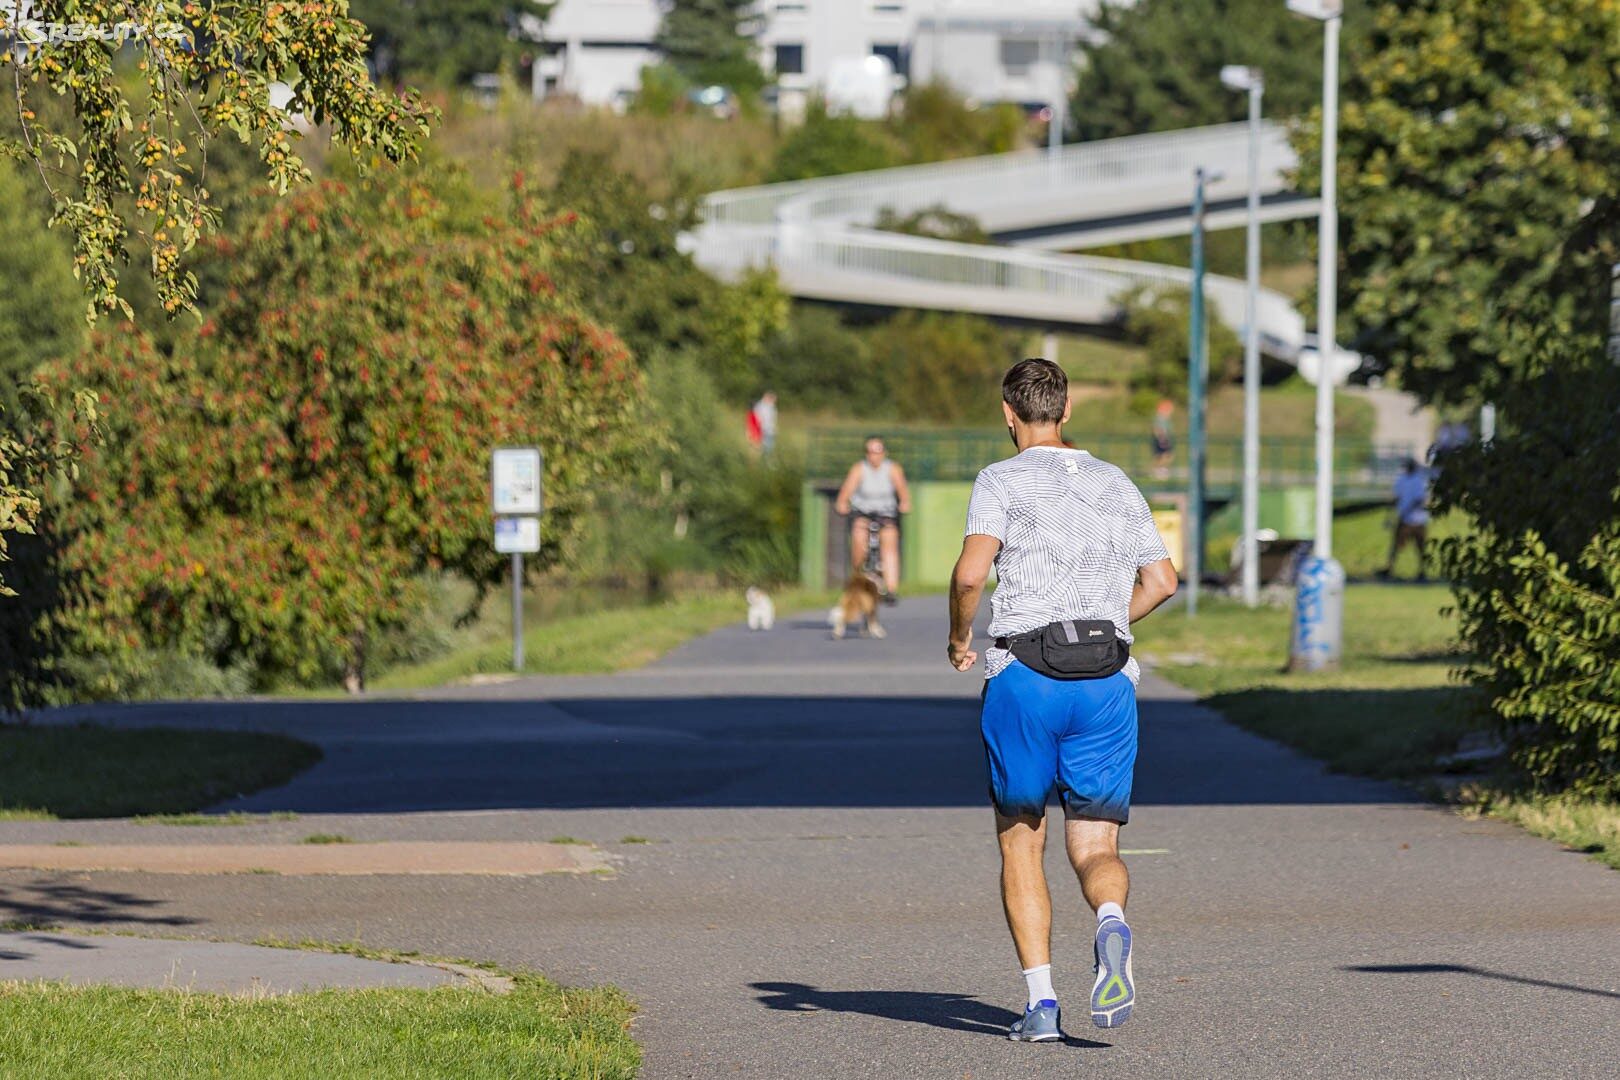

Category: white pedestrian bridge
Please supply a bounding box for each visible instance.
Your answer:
[687,122,1321,360]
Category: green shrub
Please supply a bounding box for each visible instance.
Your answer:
[1438,362,1620,799]
[872,205,989,243]
[631,63,692,117]
[51,647,254,705]
[756,305,885,413]
[894,82,1025,163]
[642,353,800,585]
[866,311,1023,423]
[767,103,901,182]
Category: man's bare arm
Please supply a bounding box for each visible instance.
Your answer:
[1129,558,1179,623]
[948,534,1001,671]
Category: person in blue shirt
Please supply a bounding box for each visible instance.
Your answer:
[1382,458,1432,582]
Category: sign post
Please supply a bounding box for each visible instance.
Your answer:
[492,448,543,672]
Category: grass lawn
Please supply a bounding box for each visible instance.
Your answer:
[0,971,638,1079]
[1135,584,1472,782]
[1134,584,1619,869]
[0,726,320,821]
[1205,504,1472,582]
[370,586,830,692]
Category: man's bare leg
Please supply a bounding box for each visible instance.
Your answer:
[997,810,1052,969]
[849,518,870,574]
[1067,815,1136,1028]
[1066,817,1128,911]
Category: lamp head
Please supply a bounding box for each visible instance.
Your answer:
[1286,0,1343,19]
[1220,65,1262,91]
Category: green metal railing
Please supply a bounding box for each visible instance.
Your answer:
[806,426,1412,496]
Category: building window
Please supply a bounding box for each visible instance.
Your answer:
[871,2,904,15]
[775,2,808,13]
[871,43,906,76]
[999,39,1041,78]
[774,43,805,76]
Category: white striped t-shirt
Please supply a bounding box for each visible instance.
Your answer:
[965,446,1171,683]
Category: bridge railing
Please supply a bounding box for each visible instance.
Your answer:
[706,122,1296,229]
[688,223,1306,354]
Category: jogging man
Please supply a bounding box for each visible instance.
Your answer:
[834,436,911,600]
[947,359,1178,1042]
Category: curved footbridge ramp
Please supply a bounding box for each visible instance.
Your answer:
[689,122,1320,360]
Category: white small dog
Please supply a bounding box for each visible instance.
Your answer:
[745,587,776,631]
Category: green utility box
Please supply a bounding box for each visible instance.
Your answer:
[1206,486,1318,542]
[901,481,975,587]
[800,480,977,590]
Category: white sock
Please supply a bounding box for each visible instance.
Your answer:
[1022,963,1055,1008]
[1097,902,1125,925]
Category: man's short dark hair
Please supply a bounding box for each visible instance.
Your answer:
[1002,359,1069,424]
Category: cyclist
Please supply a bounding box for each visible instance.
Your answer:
[834,436,911,602]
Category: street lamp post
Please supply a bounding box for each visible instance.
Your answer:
[1286,0,1345,671]
[1187,166,1213,617]
[1221,64,1265,609]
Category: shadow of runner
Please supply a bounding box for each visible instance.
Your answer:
[750,981,1109,1047]
[1345,963,1620,1001]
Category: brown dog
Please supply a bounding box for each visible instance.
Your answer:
[830,574,885,639]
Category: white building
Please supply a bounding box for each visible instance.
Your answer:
[534,1,1117,113]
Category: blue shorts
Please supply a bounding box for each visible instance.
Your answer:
[980,660,1138,823]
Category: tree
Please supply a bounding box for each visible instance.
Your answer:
[0,161,84,420]
[350,0,553,87]
[1324,3,1620,796]
[867,311,1021,423]
[0,387,99,595]
[654,0,766,94]
[1118,285,1242,403]
[547,148,786,400]
[34,168,655,696]
[1072,0,1368,141]
[756,305,884,414]
[0,1,433,318]
[1304,0,1620,405]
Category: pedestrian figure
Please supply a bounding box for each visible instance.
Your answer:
[751,391,778,455]
[1150,398,1174,479]
[1381,458,1431,582]
[948,359,1179,1042]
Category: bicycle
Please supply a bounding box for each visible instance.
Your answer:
[851,511,901,605]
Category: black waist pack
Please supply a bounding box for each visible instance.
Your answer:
[996,619,1129,681]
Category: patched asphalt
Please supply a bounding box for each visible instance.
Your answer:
[6,597,1618,1078]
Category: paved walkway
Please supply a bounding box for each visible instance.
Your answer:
[0,932,476,994]
[6,597,1618,1078]
[0,840,605,876]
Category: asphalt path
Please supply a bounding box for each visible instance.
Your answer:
[7,597,1618,1078]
